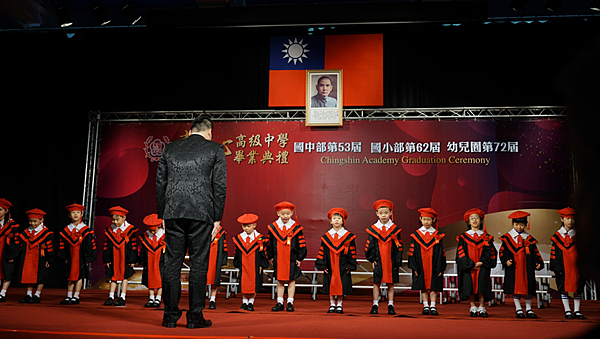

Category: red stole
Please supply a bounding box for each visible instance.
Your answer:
[553,232,579,293]
[322,232,356,296]
[411,229,444,290]
[0,221,16,280]
[506,234,529,295]
[234,233,264,294]
[140,232,165,289]
[61,225,89,281]
[105,225,133,281]
[366,224,401,284]
[465,232,483,294]
[268,223,302,281]
[207,226,224,285]
[19,228,50,284]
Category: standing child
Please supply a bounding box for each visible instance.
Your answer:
[58,203,97,305]
[499,211,543,319]
[139,214,166,308]
[232,213,269,311]
[316,208,357,314]
[408,207,447,316]
[17,208,54,303]
[365,199,402,315]
[102,206,138,306]
[0,198,20,302]
[267,201,307,312]
[550,207,585,319]
[207,221,228,310]
[456,208,497,317]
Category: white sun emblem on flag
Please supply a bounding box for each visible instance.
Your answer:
[282,38,309,65]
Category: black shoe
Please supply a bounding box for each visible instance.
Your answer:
[272,302,285,312]
[145,299,155,308]
[114,297,126,306]
[565,311,574,319]
[0,295,5,303]
[31,295,41,303]
[19,295,32,303]
[71,298,80,305]
[336,306,344,314]
[526,310,537,318]
[430,307,438,315]
[60,297,72,305]
[328,306,336,313]
[516,309,525,318]
[574,311,586,319]
[388,304,396,315]
[154,299,161,307]
[246,303,254,312]
[286,302,295,312]
[162,320,177,328]
[370,304,378,314]
[103,297,114,306]
[186,317,212,329]
[470,309,478,317]
[422,306,430,315]
[478,309,488,318]
[208,301,216,310]
[240,303,248,310]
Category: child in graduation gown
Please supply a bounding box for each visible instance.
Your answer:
[499,211,543,319]
[16,208,54,303]
[58,203,97,305]
[456,208,497,317]
[233,213,269,311]
[364,199,402,315]
[102,206,138,307]
[550,207,586,319]
[139,214,166,308]
[316,208,357,314]
[0,198,20,302]
[207,221,228,310]
[267,201,307,312]
[408,207,447,316]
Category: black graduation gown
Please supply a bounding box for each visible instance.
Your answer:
[550,231,584,294]
[103,225,138,281]
[408,229,447,292]
[0,219,20,281]
[499,232,543,296]
[267,222,307,281]
[456,232,497,302]
[316,231,357,296]
[233,233,269,294]
[364,224,403,284]
[207,227,228,286]
[57,225,97,281]
[16,227,54,284]
[138,231,165,289]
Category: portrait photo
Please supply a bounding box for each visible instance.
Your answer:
[306,69,343,126]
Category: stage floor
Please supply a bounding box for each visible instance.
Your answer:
[0,288,598,339]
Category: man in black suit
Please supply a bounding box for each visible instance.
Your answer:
[156,116,227,329]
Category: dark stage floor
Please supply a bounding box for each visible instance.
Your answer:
[0,288,598,338]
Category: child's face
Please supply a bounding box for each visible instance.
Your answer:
[111,215,125,227]
[420,216,434,229]
[149,227,160,235]
[330,215,344,230]
[69,210,82,223]
[0,207,7,220]
[468,214,481,230]
[28,218,42,228]
[376,207,391,224]
[512,222,526,233]
[277,209,294,223]
[242,223,257,235]
[561,217,574,230]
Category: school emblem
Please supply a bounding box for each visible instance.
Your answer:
[143,136,170,162]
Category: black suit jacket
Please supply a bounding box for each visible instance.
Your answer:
[156,134,227,222]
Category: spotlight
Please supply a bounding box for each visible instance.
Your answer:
[591,0,600,11]
[92,2,111,26]
[546,0,562,12]
[510,0,531,13]
[55,2,73,28]
[119,2,141,25]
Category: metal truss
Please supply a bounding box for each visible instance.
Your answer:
[92,106,569,123]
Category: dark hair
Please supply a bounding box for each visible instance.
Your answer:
[466,214,483,230]
[191,115,213,133]
[418,216,437,226]
[511,217,528,225]
[329,213,345,227]
[317,76,333,86]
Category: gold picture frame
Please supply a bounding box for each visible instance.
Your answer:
[306,69,343,126]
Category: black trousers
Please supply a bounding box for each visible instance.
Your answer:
[163,218,212,324]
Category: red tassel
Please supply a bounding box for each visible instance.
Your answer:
[527,220,530,230]
[483,222,488,234]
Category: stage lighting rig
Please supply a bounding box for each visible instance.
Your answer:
[55,2,73,27]
[510,0,531,13]
[119,1,141,25]
[92,2,111,26]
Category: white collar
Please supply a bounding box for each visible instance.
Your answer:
[419,226,435,234]
[112,221,129,232]
[328,227,347,237]
[276,217,295,229]
[67,222,87,231]
[466,229,484,236]
[558,226,576,237]
[374,220,394,229]
[509,228,528,239]
[240,230,260,242]
[146,228,164,240]
[28,223,44,235]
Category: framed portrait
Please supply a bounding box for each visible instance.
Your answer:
[306,69,343,126]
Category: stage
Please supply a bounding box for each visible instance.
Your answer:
[0,288,598,339]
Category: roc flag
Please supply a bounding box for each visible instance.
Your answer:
[269,34,383,107]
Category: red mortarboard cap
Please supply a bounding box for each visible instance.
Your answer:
[508,211,530,220]
[65,203,85,212]
[237,213,259,224]
[557,207,576,218]
[463,208,485,223]
[418,207,438,218]
[327,208,348,221]
[0,198,12,210]
[25,208,46,219]
[143,214,163,230]
[274,201,295,211]
[108,206,129,217]
[373,199,394,211]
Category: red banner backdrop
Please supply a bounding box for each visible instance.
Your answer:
[91,119,572,284]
